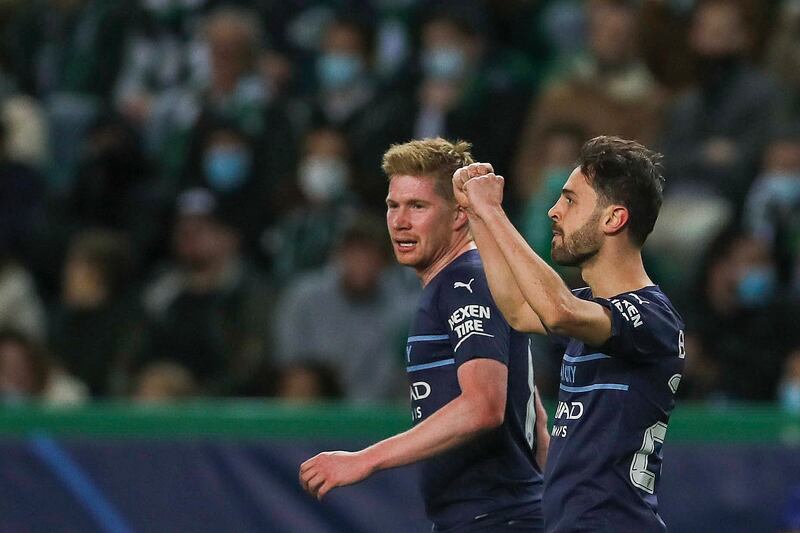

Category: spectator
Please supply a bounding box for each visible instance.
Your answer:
[742,129,800,293]
[275,213,418,403]
[0,256,46,342]
[779,349,800,413]
[692,229,800,400]
[7,0,132,186]
[409,7,534,202]
[263,125,359,283]
[514,0,666,202]
[48,229,142,397]
[132,360,199,403]
[174,7,296,215]
[140,188,274,394]
[658,0,782,205]
[0,117,45,263]
[0,328,87,405]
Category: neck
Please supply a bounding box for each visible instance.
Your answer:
[418,235,475,287]
[579,244,652,298]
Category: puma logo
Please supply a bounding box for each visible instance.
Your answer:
[453,278,475,293]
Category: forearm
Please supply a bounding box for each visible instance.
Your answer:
[469,214,540,331]
[362,394,499,473]
[479,205,574,330]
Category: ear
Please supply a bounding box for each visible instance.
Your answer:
[453,205,469,232]
[603,205,629,236]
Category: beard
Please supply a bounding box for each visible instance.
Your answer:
[551,210,603,267]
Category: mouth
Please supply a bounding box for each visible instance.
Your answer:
[393,239,418,252]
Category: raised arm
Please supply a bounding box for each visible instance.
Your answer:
[300,358,507,500]
[453,164,545,334]
[460,171,613,347]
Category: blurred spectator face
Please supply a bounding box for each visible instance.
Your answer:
[340,241,387,297]
[541,128,584,175]
[173,190,239,270]
[276,363,342,403]
[706,235,776,313]
[174,215,236,269]
[298,128,350,203]
[690,1,750,58]
[0,336,45,398]
[63,255,107,309]
[61,229,133,309]
[387,175,461,272]
[277,366,324,403]
[206,11,261,93]
[765,139,800,173]
[317,21,369,91]
[587,0,638,67]
[779,349,800,412]
[420,18,479,81]
[202,129,253,193]
[133,362,198,403]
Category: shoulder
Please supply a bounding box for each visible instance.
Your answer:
[605,287,685,332]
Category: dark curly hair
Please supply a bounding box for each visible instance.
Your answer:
[578,136,665,247]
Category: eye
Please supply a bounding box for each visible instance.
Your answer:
[565,197,574,205]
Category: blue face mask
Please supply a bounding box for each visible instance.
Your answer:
[422,47,467,80]
[780,381,800,413]
[203,147,251,192]
[736,266,777,308]
[316,53,364,90]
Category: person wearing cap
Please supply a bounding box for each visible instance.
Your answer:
[138,187,275,394]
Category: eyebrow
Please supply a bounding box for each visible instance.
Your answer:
[561,188,576,196]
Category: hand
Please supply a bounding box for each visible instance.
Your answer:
[463,172,505,219]
[299,450,374,500]
[452,162,495,211]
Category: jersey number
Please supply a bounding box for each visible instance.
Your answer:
[629,421,667,494]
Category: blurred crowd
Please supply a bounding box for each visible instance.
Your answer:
[0,0,798,408]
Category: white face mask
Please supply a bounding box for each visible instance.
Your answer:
[298,156,349,203]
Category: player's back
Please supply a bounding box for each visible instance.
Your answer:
[544,285,685,532]
[406,249,544,532]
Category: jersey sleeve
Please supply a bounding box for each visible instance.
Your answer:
[592,292,682,363]
[438,272,512,367]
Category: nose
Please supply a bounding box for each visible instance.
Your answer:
[548,201,560,222]
[389,206,411,230]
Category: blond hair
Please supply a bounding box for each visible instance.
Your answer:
[382,138,474,203]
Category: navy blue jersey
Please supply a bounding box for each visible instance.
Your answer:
[543,286,685,532]
[406,249,544,532]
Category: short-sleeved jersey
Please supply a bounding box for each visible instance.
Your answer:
[543,285,686,532]
[406,249,544,532]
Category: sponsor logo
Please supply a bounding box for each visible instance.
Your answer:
[410,381,431,401]
[554,401,584,420]
[447,304,494,351]
[612,298,643,328]
[453,278,475,293]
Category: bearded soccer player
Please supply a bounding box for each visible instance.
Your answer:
[300,138,549,532]
[453,136,686,532]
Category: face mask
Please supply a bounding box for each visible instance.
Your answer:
[779,381,800,413]
[203,147,251,192]
[759,173,800,207]
[422,47,467,80]
[316,53,364,90]
[736,266,776,308]
[299,156,348,203]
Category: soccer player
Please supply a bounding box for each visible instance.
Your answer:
[300,138,549,532]
[452,136,686,532]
